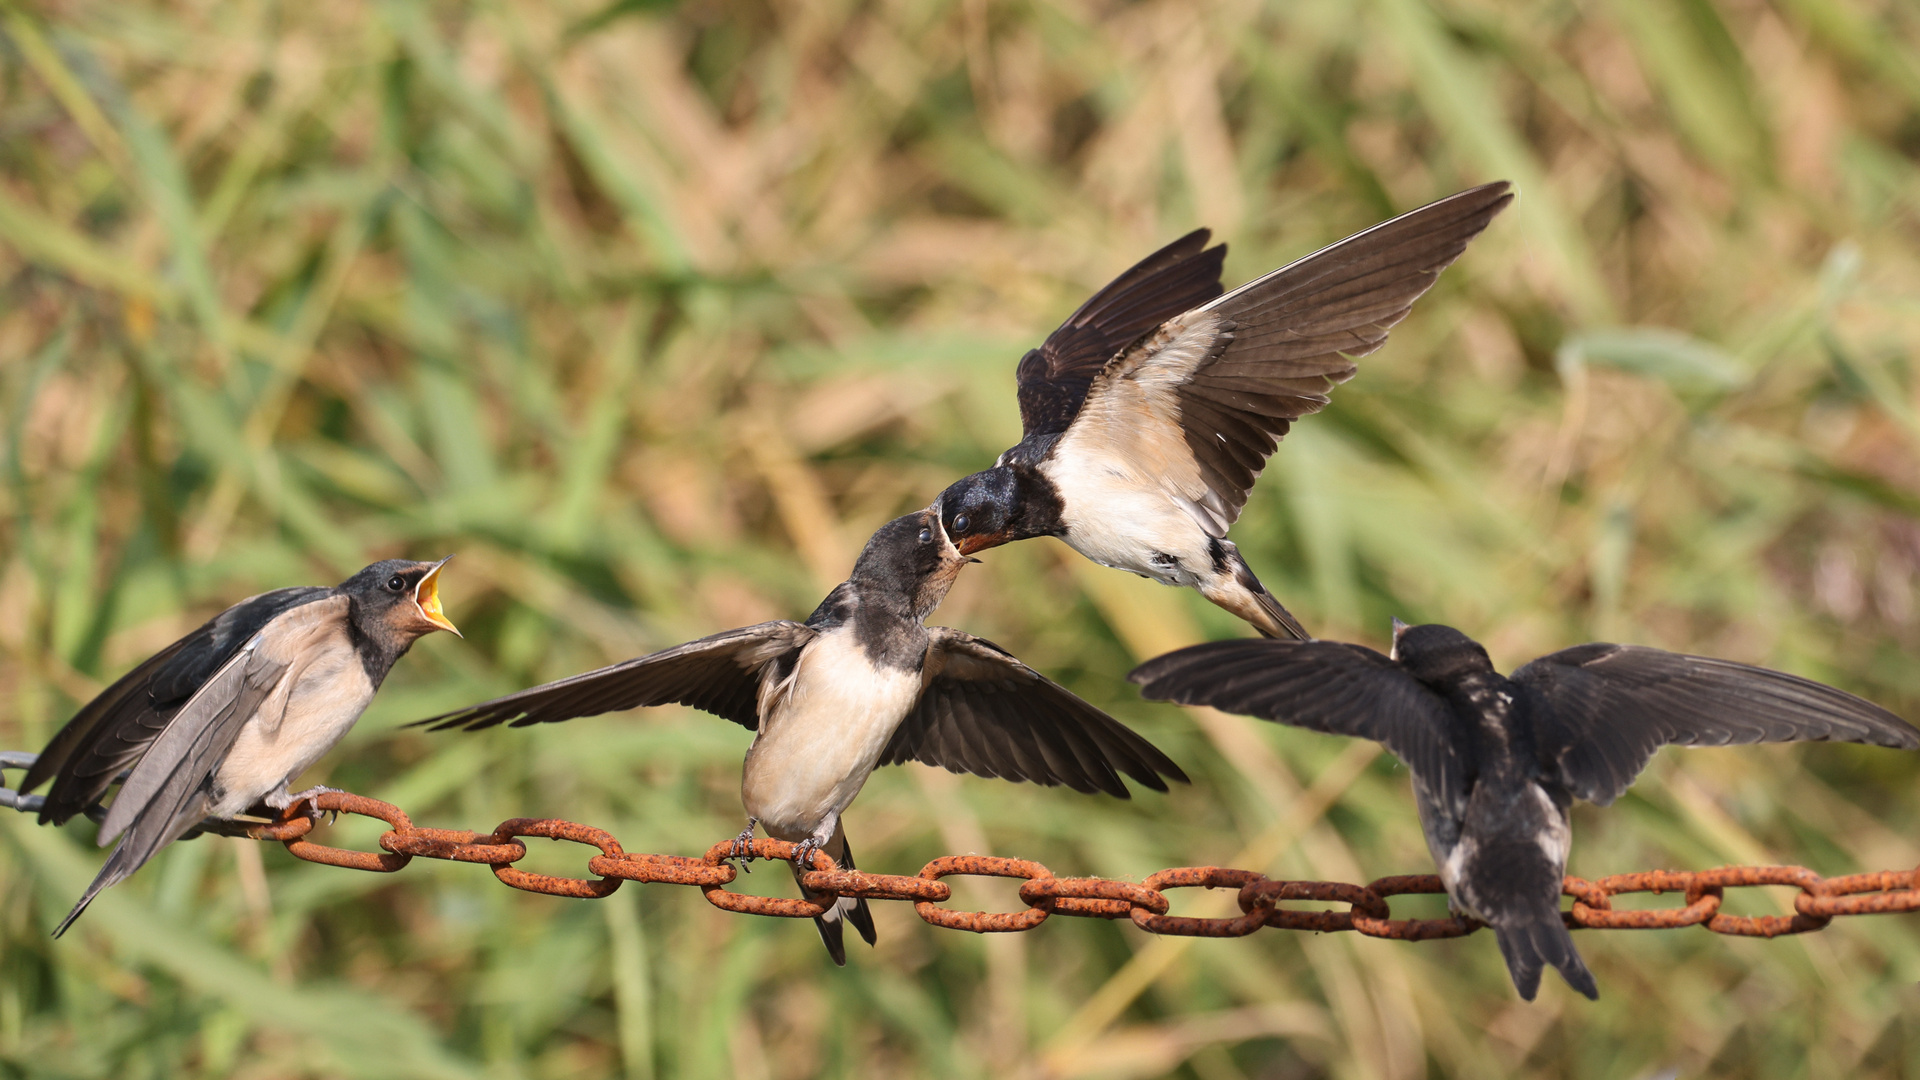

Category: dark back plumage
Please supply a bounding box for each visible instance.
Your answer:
[23,586,332,824]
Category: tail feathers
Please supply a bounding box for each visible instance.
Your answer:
[842,839,876,948]
[1494,915,1598,1001]
[812,911,848,965]
[54,789,210,938]
[54,842,138,938]
[805,891,874,967]
[1203,542,1309,640]
[795,836,876,966]
[1247,587,1307,641]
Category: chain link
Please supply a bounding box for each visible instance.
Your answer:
[191,789,1920,941]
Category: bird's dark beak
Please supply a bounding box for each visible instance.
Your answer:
[414,556,461,637]
[1389,617,1409,660]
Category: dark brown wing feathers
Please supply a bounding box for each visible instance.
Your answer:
[24,585,334,825]
[1512,643,1920,806]
[1017,229,1227,437]
[882,630,1186,796]
[414,622,811,732]
[1131,638,1470,817]
[22,639,192,824]
[1165,181,1513,525]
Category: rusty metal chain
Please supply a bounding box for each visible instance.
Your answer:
[5,748,1912,940]
[205,789,1920,940]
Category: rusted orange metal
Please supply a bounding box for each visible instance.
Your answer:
[222,788,1920,948]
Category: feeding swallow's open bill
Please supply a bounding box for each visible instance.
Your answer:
[416,508,1186,964]
[936,182,1515,640]
[24,558,459,935]
[1130,622,1920,1001]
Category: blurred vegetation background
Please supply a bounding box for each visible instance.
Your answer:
[3,0,1920,1076]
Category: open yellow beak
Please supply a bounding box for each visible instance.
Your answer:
[414,556,461,637]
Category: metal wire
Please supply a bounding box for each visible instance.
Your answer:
[6,752,1916,939]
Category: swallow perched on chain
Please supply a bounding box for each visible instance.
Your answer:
[24,558,460,935]
[417,508,1186,964]
[935,183,1514,639]
[1131,621,1919,1000]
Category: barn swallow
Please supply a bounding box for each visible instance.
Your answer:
[936,183,1514,639]
[24,558,459,935]
[1130,621,1919,1000]
[418,508,1186,964]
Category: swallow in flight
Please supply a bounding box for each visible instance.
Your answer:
[1131,621,1919,1000]
[24,558,460,935]
[936,183,1514,638]
[418,509,1186,964]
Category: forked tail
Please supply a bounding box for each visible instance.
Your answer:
[1494,914,1599,1001]
[1200,540,1308,640]
[796,832,875,966]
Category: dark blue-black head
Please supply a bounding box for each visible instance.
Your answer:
[338,556,461,644]
[1389,620,1494,685]
[935,466,1059,555]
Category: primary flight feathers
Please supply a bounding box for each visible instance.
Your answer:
[939,182,1516,640]
[1131,625,1918,1001]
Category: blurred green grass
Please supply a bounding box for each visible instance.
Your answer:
[4,0,1920,1076]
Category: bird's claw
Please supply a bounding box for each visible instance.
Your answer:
[792,837,823,874]
[728,818,759,871]
[288,785,344,824]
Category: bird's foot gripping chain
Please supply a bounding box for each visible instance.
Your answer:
[274,785,346,825]
[728,818,759,871]
[791,836,824,876]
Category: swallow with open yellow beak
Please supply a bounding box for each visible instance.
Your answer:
[23,557,459,935]
[936,182,1514,639]
[417,509,1185,964]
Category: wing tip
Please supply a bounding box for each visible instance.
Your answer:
[409,710,516,733]
[1457,178,1515,212]
[1130,639,1287,696]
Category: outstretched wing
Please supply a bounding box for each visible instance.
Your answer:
[25,585,333,824]
[1512,643,1920,806]
[1130,638,1469,816]
[1015,230,1227,439]
[415,622,816,732]
[1060,182,1514,536]
[880,627,1188,797]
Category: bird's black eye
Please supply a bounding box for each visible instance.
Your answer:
[953,513,970,532]
[386,575,406,592]
[918,528,932,544]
